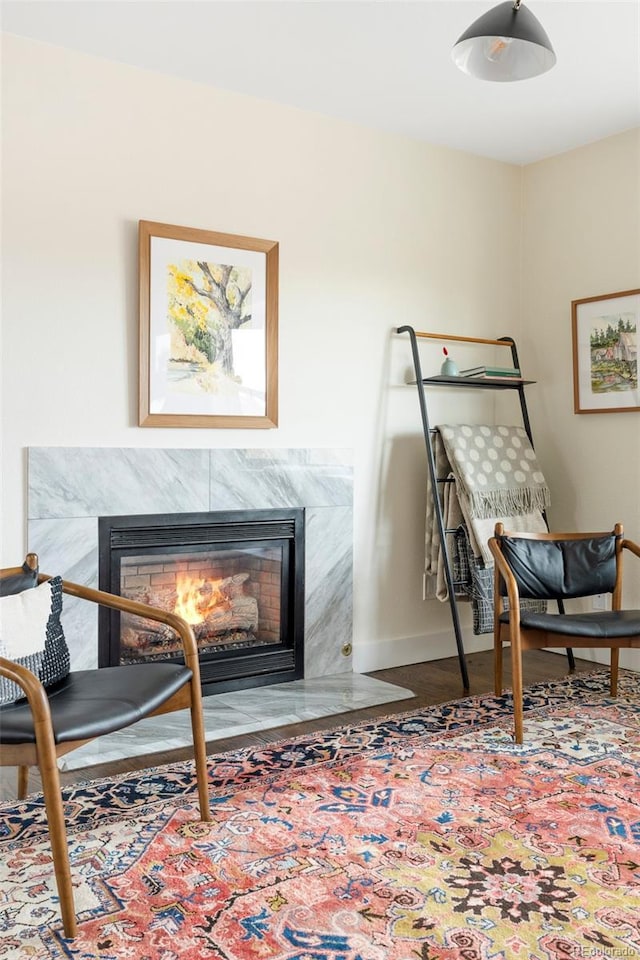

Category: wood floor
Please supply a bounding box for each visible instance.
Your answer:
[1,650,598,803]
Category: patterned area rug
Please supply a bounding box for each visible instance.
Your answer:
[2,671,639,959]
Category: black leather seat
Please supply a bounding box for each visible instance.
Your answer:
[0,663,193,743]
[500,609,640,639]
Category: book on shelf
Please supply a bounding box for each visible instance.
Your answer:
[459,365,521,378]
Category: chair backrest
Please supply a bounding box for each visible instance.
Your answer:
[496,532,619,600]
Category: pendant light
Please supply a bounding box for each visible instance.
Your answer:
[452,0,556,82]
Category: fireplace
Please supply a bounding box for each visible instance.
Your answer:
[98,509,305,695]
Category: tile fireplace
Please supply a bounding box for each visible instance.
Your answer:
[98,509,305,693]
[28,447,353,682]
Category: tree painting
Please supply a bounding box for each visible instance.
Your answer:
[166,258,254,397]
[140,221,278,427]
[589,311,637,394]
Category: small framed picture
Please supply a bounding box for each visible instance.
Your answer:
[571,288,639,414]
[139,220,278,428]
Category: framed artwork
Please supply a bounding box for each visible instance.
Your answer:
[571,288,639,414]
[139,220,278,428]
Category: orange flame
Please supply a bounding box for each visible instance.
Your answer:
[174,572,227,624]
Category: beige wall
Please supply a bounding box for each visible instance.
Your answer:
[519,129,640,670]
[1,35,523,673]
[2,36,638,676]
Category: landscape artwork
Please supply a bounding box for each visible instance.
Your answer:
[572,289,640,414]
[139,222,278,428]
[588,310,637,394]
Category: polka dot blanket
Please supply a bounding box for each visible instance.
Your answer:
[438,424,551,520]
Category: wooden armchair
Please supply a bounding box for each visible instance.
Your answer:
[0,554,210,939]
[489,523,640,744]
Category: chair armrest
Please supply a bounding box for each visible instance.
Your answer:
[37,575,200,670]
[622,538,640,560]
[488,537,522,621]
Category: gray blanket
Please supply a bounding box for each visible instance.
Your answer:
[425,425,549,632]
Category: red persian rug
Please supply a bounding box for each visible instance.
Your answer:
[2,671,640,960]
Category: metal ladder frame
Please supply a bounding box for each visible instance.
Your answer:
[397,325,574,692]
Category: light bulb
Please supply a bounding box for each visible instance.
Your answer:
[486,36,513,62]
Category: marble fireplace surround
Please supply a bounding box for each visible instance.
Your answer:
[28,447,355,677]
[27,447,413,768]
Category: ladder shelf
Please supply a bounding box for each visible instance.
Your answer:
[396,325,573,694]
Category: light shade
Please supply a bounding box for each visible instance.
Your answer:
[452,0,556,82]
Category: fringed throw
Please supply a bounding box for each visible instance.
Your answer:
[424,426,548,634]
[439,424,551,520]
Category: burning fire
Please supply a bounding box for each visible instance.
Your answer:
[174,572,228,624]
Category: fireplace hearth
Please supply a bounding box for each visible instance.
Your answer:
[98,509,305,695]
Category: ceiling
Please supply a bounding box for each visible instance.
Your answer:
[2,0,639,165]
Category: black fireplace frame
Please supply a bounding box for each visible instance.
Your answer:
[98,508,305,695]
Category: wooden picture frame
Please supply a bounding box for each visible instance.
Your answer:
[571,288,639,414]
[139,220,278,428]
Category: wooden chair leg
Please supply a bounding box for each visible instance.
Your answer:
[494,634,503,696]
[610,648,619,697]
[18,765,30,800]
[511,642,524,745]
[188,682,211,822]
[36,731,77,938]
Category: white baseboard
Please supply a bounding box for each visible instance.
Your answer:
[549,647,639,672]
[353,638,640,675]
[352,630,493,674]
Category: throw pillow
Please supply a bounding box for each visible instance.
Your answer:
[0,576,70,704]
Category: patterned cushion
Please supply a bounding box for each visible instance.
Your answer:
[0,575,70,704]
